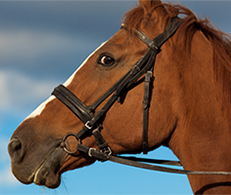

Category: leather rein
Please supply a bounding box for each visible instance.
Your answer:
[52,17,231,176]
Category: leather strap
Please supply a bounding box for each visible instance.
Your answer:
[121,17,183,154]
[108,155,231,175]
[52,85,93,124]
[53,85,111,153]
[134,29,159,51]
[143,70,154,154]
[76,142,231,176]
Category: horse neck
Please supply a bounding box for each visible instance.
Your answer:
[168,30,231,194]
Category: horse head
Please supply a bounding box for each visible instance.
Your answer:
[8,0,231,193]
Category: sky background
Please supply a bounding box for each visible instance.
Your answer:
[0,1,231,195]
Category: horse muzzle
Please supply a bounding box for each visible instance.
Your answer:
[8,135,67,188]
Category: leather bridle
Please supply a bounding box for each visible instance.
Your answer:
[51,17,231,175]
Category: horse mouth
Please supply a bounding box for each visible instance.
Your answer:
[31,146,67,189]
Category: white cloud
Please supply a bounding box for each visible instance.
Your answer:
[0,29,100,63]
[0,69,59,116]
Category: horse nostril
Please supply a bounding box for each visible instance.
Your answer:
[8,138,23,163]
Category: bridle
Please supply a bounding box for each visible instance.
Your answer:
[53,17,181,155]
[52,17,231,175]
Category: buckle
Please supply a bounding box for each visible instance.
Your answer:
[100,146,112,156]
[88,148,96,157]
[85,121,93,129]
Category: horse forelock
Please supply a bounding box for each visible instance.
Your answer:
[122,2,180,33]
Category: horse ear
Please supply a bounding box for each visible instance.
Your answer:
[139,0,162,14]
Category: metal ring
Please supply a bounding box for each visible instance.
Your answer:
[62,133,81,155]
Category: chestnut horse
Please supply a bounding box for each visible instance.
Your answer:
[8,0,231,194]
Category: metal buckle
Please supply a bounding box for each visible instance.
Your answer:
[100,146,112,156]
[88,148,96,157]
[85,121,93,130]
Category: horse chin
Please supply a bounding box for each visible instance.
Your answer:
[32,146,67,189]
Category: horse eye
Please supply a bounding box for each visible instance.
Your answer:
[99,55,115,66]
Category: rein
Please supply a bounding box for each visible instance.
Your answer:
[52,17,231,176]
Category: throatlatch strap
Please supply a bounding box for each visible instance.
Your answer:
[143,71,154,154]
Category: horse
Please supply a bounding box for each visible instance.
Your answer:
[8,0,231,194]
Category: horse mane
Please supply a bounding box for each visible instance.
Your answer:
[123,2,231,119]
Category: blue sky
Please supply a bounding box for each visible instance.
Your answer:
[0,1,231,195]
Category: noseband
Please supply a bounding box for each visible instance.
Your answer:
[51,17,231,175]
